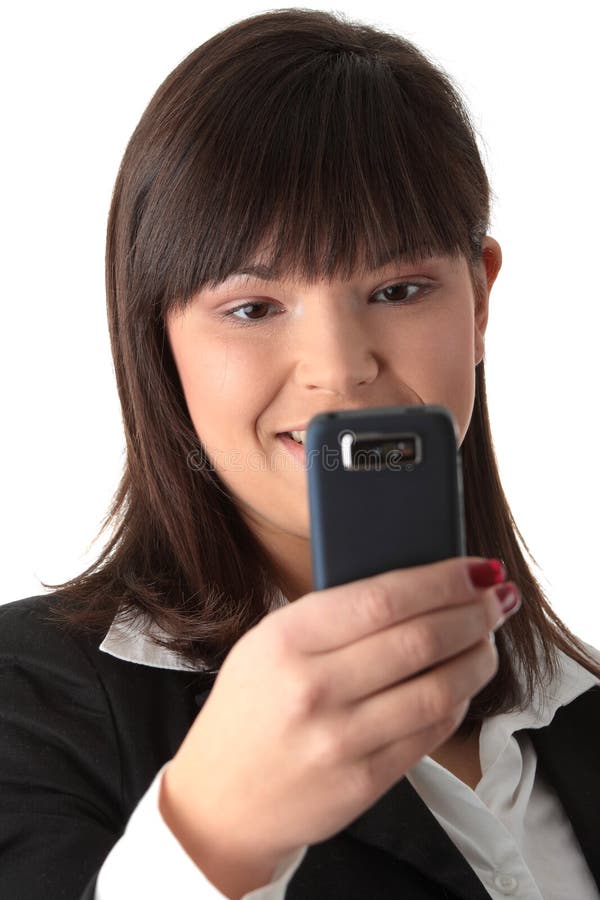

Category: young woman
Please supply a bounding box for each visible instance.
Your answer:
[2,9,599,900]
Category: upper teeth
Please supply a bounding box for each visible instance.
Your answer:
[290,430,307,444]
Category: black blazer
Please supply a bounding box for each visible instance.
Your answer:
[1,594,599,900]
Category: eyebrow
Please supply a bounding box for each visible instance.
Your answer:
[220,254,442,286]
[227,264,278,282]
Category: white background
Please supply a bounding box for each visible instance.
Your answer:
[2,1,598,644]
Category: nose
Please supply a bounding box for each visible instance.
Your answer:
[292,295,379,394]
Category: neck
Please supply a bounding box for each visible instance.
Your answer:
[239,505,313,602]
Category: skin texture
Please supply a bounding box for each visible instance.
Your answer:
[166,235,502,607]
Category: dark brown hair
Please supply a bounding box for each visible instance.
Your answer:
[43,7,600,735]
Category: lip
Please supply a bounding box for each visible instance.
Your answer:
[277,432,307,465]
[276,404,402,434]
[277,424,309,434]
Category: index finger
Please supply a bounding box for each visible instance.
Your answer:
[277,556,488,655]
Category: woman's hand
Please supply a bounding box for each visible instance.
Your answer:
[159,556,520,898]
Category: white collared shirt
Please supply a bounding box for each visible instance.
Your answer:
[96,601,600,900]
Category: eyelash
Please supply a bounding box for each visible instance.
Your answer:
[220,281,432,327]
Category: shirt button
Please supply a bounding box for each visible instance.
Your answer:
[493,873,518,894]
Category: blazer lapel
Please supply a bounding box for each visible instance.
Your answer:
[345,686,600,898]
[527,685,600,889]
[345,775,492,900]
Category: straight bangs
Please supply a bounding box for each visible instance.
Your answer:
[124,25,488,322]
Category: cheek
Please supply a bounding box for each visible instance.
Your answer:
[171,337,271,442]
[450,364,477,446]
[408,318,475,443]
[436,338,476,444]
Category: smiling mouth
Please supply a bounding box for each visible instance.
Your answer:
[278,432,305,445]
[278,431,305,446]
[276,433,307,464]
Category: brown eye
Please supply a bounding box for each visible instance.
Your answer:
[372,283,422,304]
[225,301,275,324]
[237,303,269,319]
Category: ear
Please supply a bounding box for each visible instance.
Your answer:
[473,236,502,366]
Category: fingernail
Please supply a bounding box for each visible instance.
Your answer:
[468,559,506,588]
[494,582,521,615]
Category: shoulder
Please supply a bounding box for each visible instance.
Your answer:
[0,593,92,670]
[0,594,125,819]
[0,593,208,813]
[0,593,111,693]
[568,683,600,712]
[0,591,97,631]
[0,592,210,706]
[0,592,59,631]
[0,593,122,738]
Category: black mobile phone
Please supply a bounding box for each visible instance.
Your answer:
[306,404,466,591]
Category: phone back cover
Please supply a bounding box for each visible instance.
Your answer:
[307,405,466,590]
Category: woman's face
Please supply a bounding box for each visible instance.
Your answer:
[166,236,502,597]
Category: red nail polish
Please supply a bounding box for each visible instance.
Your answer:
[495,582,521,614]
[468,559,506,588]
